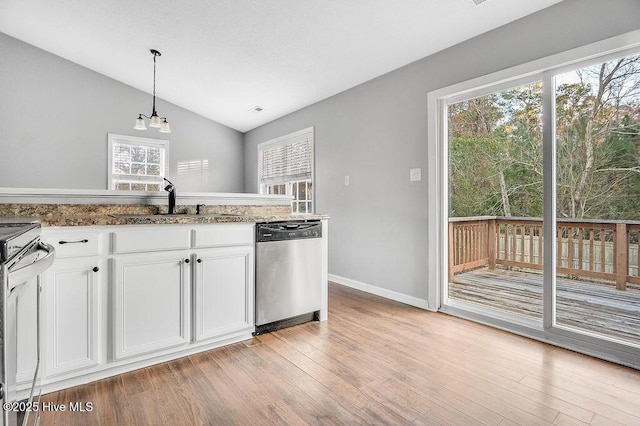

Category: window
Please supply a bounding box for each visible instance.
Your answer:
[108,134,169,191]
[258,127,314,213]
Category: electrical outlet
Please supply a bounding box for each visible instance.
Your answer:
[410,168,422,182]
[344,175,350,186]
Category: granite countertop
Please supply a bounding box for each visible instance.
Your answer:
[0,203,328,227]
[37,213,329,227]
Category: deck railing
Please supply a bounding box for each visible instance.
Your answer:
[449,216,640,290]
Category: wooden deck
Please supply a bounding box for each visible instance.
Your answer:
[450,268,640,344]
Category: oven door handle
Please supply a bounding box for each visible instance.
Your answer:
[8,242,56,290]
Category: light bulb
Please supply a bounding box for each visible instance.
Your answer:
[149,113,161,128]
[134,115,147,130]
[159,119,171,133]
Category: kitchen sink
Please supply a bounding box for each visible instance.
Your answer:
[110,213,244,219]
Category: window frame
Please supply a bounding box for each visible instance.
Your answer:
[257,127,315,214]
[107,133,169,191]
[427,29,640,368]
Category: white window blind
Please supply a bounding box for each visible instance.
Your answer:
[257,127,314,214]
[258,129,313,185]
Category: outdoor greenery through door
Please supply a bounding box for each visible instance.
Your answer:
[447,52,640,346]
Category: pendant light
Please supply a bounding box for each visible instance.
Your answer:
[134,49,171,133]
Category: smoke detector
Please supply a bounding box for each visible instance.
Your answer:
[249,106,264,113]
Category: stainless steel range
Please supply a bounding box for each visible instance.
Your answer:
[0,218,54,426]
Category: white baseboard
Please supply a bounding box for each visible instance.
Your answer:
[328,274,429,310]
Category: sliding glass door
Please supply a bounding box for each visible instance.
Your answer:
[447,82,544,321]
[554,54,640,346]
[440,44,640,357]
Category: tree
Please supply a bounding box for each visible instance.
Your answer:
[448,83,543,218]
[449,53,640,221]
[556,55,640,219]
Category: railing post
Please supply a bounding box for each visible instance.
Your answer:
[448,222,454,283]
[488,219,496,270]
[615,222,628,291]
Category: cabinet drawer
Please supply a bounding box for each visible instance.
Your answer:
[111,227,191,254]
[193,224,254,248]
[42,231,101,258]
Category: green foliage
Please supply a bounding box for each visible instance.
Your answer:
[449,82,543,218]
[448,135,506,217]
[449,54,640,221]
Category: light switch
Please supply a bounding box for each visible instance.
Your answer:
[344,175,350,186]
[410,168,422,182]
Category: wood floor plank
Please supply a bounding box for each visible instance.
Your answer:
[300,320,518,424]
[256,332,409,424]
[38,283,640,425]
[524,367,640,416]
[189,350,265,424]
[369,375,504,426]
[590,413,627,426]
[444,377,556,425]
[428,348,595,423]
[552,412,590,426]
[613,373,640,397]
[519,375,640,424]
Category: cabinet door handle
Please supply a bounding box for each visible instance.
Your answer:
[197,258,202,263]
[59,239,89,245]
[92,266,100,272]
[184,259,190,264]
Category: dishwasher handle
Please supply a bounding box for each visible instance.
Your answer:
[259,223,302,233]
[257,221,322,242]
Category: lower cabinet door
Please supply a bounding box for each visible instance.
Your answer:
[113,252,190,360]
[193,246,254,342]
[44,257,102,377]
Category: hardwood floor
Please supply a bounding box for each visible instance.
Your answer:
[39,283,640,425]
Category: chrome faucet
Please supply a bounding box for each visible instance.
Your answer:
[163,177,176,214]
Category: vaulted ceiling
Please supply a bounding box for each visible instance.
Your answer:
[0,0,563,132]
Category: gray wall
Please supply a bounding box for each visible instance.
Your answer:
[0,33,245,192]
[244,0,640,301]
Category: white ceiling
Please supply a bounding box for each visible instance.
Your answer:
[0,0,563,132]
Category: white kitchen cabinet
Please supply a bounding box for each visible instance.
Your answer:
[43,256,103,376]
[40,229,105,377]
[112,250,191,360]
[193,246,254,342]
[29,222,259,397]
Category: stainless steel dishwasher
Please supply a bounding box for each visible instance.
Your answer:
[254,220,322,335]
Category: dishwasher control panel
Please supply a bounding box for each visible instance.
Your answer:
[256,221,322,242]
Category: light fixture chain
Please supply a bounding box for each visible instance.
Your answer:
[152,52,157,115]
